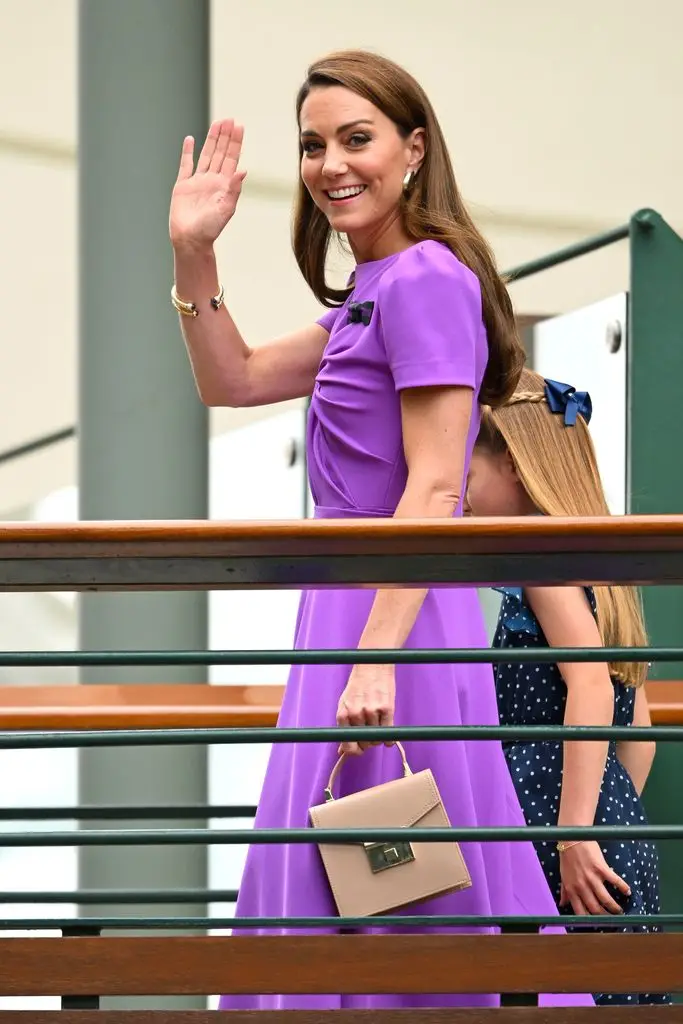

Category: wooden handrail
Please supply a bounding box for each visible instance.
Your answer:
[0,1014,679,1023]
[0,1011,679,1023]
[0,682,679,730]
[0,933,680,996]
[1,515,683,589]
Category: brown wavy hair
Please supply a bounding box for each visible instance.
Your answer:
[477,368,648,686]
[293,50,525,407]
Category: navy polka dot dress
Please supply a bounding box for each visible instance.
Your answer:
[493,585,670,1007]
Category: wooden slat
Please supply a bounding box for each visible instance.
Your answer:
[0,934,680,996]
[0,516,682,590]
[0,685,283,730]
[0,1011,681,1023]
[645,681,683,725]
[0,682,680,731]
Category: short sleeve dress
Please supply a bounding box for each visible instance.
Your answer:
[493,585,669,1006]
[219,242,593,1011]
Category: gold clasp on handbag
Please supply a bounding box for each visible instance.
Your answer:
[363,839,415,873]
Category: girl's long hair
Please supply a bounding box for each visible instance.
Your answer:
[478,368,647,686]
[293,50,525,407]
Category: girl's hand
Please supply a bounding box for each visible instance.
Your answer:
[559,840,631,915]
[170,119,246,251]
[336,665,396,756]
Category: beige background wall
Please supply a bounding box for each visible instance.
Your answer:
[0,0,681,511]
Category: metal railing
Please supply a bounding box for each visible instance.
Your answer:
[0,518,681,999]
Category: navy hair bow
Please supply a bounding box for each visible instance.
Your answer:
[347,300,374,326]
[544,378,592,426]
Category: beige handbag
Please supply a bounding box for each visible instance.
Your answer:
[309,742,472,917]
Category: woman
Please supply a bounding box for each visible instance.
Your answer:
[169,50,593,1011]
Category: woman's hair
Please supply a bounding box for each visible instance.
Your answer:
[292,49,525,407]
[477,368,647,687]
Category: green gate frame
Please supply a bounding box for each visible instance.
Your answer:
[508,208,683,921]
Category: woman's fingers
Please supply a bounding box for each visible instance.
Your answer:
[209,119,237,174]
[196,120,221,174]
[359,707,380,750]
[337,698,362,755]
[378,703,394,745]
[219,121,244,178]
[176,136,195,182]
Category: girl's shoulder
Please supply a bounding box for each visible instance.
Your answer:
[494,585,597,639]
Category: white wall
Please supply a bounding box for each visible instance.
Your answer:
[1,0,682,508]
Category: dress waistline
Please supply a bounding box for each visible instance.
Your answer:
[313,504,394,520]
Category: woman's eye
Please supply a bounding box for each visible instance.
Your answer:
[348,133,370,147]
[302,140,323,154]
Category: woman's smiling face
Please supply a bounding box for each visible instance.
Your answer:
[299,85,423,250]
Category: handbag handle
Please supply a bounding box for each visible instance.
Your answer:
[324,741,413,802]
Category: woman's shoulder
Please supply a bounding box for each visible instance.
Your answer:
[380,240,482,296]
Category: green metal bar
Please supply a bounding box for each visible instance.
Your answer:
[3,913,681,930]
[0,426,75,467]
[0,805,257,821]
[0,889,239,905]
[504,221,633,283]
[0,825,681,846]
[0,724,679,751]
[0,645,675,667]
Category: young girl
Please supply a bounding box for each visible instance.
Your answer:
[467,368,669,1007]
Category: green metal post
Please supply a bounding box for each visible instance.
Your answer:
[628,209,683,939]
[78,0,209,1010]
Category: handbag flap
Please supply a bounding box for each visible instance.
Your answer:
[310,768,445,832]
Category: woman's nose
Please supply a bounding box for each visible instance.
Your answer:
[322,146,348,178]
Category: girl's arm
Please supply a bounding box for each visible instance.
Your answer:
[526,586,614,829]
[616,687,656,795]
[526,586,630,915]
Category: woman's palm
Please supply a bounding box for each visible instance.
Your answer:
[170,119,246,248]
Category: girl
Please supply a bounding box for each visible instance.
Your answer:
[467,367,668,1006]
[170,51,592,1011]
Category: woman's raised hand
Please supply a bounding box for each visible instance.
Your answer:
[169,119,246,250]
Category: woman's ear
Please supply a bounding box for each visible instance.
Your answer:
[407,127,425,174]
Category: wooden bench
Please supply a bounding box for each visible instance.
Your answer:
[0,932,681,1021]
[0,681,680,730]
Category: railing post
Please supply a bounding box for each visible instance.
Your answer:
[61,924,101,1010]
[499,923,539,1007]
[629,210,683,935]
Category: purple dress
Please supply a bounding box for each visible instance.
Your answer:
[219,241,593,1010]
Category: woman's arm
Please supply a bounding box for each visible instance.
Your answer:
[616,687,656,795]
[526,586,630,914]
[170,121,329,408]
[358,385,473,648]
[337,385,472,754]
[174,245,329,408]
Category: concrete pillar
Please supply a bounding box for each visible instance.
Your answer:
[78,0,210,1009]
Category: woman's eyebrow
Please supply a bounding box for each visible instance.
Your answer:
[300,118,374,139]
